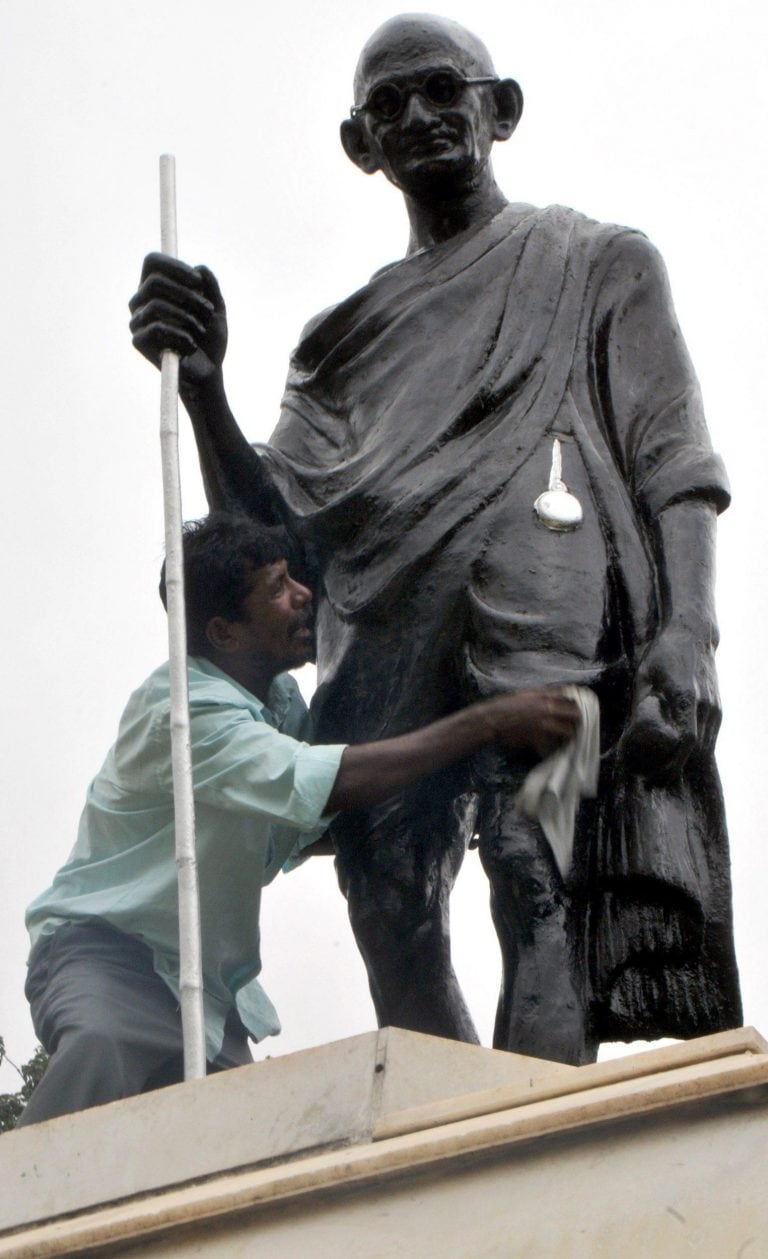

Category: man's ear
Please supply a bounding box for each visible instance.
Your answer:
[205,615,239,654]
[340,117,381,175]
[492,78,524,141]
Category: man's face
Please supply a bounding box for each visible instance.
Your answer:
[353,35,498,198]
[234,560,315,674]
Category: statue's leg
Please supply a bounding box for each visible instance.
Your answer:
[477,788,597,1066]
[333,778,480,1044]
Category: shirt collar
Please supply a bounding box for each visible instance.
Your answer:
[187,656,297,726]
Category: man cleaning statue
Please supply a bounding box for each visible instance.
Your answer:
[129,13,741,1066]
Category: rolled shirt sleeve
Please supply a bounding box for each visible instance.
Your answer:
[181,702,344,832]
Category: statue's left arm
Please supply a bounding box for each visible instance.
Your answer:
[596,231,729,779]
[622,497,721,776]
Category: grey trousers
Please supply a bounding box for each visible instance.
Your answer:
[17,919,252,1127]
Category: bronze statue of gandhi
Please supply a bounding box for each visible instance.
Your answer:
[130,14,741,1064]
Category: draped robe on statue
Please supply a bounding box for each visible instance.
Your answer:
[258,202,741,1042]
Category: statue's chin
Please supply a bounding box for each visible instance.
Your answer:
[397,154,484,202]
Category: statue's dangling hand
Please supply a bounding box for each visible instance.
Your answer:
[620,623,721,780]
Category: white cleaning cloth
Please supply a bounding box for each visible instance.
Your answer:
[515,687,600,880]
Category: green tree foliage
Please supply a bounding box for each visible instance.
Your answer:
[0,1037,48,1132]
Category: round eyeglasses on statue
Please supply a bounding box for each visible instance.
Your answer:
[350,67,499,122]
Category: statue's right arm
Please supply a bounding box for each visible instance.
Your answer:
[129,253,286,525]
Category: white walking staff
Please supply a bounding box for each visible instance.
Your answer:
[159,153,206,1080]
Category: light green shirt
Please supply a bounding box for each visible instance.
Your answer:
[26,657,346,1059]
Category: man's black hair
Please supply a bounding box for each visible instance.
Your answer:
[159,513,292,658]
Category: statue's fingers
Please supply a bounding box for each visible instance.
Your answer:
[661,686,697,743]
[196,265,227,314]
[131,322,200,362]
[139,251,203,287]
[620,694,683,777]
[660,696,697,775]
[129,273,214,319]
[697,697,722,752]
[129,298,209,342]
[670,737,697,779]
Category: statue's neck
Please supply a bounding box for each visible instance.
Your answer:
[404,168,508,255]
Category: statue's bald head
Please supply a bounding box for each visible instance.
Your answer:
[353,13,496,103]
[342,12,521,202]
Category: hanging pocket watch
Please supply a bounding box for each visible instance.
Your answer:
[533,438,583,532]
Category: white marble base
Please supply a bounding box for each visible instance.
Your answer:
[1,1026,766,1257]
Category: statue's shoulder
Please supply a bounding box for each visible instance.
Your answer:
[542,203,665,273]
[297,301,343,345]
[529,205,673,310]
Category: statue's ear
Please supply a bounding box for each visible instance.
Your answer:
[340,117,381,175]
[492,78,524,141]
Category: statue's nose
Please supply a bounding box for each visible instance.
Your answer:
[400,89,439,128]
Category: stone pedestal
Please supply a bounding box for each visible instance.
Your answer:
[1,1027,766,1257]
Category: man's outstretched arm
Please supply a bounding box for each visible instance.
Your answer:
[129,253,286,524]
[326,690,579,813]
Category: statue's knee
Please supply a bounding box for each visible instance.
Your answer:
[349,877,441,933]
[480,825,566,922]
[344,869,449,965]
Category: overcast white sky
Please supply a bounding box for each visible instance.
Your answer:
[1,0,766,1088]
